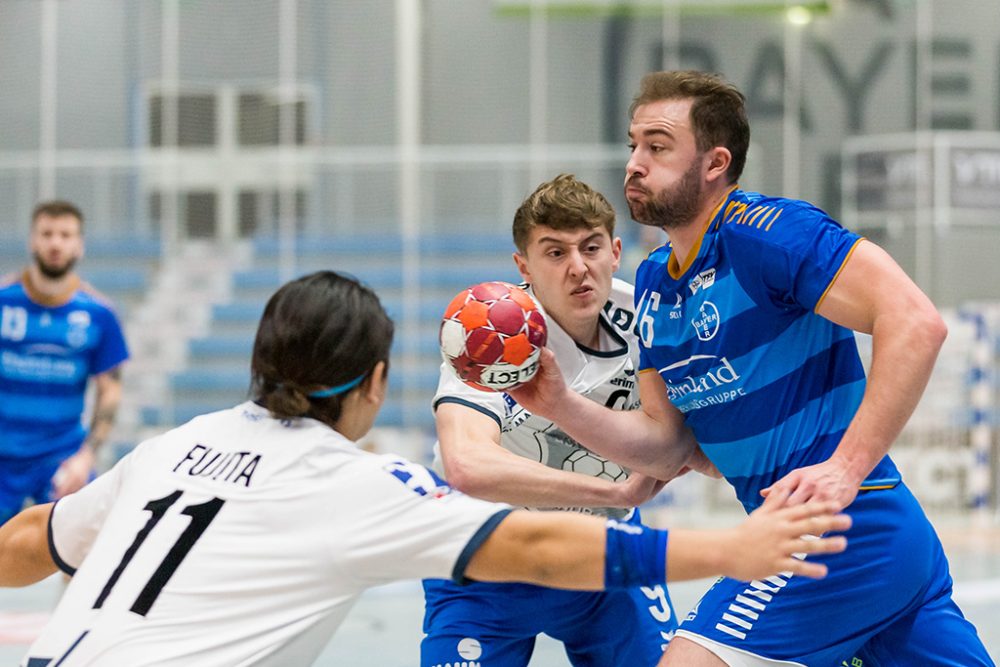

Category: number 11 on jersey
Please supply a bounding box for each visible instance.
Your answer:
[95,490,225,616]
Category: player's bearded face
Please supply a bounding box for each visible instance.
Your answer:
[33,251,78,279]
[627,158,703,230]
[30,215,83,280]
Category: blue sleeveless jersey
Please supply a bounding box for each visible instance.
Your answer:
[635,188,900,512]
[0,277,129,459]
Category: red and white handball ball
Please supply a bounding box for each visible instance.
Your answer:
[439,281,547,392]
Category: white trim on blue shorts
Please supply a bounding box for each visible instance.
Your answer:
[675,630,806,667]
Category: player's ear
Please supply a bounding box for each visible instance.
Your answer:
[363,361,388,404]
[513,251,531,283]
[704,147,732,184]
[611,237,622,273]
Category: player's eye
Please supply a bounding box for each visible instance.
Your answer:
[626,143,636,152]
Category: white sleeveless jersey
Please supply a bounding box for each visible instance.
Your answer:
[432,278,640,519]
[26,402,508,667]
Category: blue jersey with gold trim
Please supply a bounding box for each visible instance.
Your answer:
[634,188,900,512]
[0,277,129,459]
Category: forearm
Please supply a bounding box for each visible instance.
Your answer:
[438,402,649,508]
[85,375,122,453]
[466,496,850,589]
[0,504,58,587]
[831,312,946,482]
[467,511,606,589]
[445,443,633,508]
[539,388,694,479]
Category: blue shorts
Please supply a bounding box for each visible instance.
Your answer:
[0,447,82,525]
[678,483,994,666]
[422,514,677,667]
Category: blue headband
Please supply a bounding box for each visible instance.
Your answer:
[308,373,366,398]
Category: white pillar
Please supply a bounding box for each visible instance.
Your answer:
[278,0,299,282]
[38,0,58,200]
[397,0,422,427]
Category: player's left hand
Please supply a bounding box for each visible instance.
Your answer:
[760,458,861,510]
[51,446,95,499]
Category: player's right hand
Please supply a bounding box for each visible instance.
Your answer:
[724,486,851,581]
[506,347,569,418]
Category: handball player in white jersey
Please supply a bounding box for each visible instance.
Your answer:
[0,271,849,667]
[422,174,718,667]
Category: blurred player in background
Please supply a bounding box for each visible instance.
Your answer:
[422,174,718,667]
[0,270,850,667]
[510,71,993,666]
[0,201,128,526]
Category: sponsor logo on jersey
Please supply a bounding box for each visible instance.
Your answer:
[602,301,635,331]
[67,310,91,328]
[669,292,683,320]
[690,301,720,341]
[660,355,744,412]
[66,310,91,348]
[1,350,79,382]
[688,268,716,295]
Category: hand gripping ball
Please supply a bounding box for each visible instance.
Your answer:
[439,281,547,392]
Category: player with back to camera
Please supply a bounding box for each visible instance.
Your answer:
[0,200,129,526]
[422,173,721,667]
[0,270,850,667]
[508,71,994,666]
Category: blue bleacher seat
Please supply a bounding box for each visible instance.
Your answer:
[157,231,528,429]
[84,268,148,295]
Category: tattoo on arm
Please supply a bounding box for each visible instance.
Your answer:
[86,408,118,452]
[93,408,117,425]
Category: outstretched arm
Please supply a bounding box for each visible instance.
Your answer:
[436,402,663,508]
[763,241,947,508]
[508,348,698,479]
[0,504,58,586]
[465,487,850,589]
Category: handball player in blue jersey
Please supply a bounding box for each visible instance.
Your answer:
[509,71,993,666]
[0,201,129,526]
[423,174,720,667]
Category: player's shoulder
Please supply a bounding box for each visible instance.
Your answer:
[75,280,120,311]
[635,241,672,287]
[716,189,842,246]
[349,451,458,499]
[0,272,22,293]
[607,277,635,312]
[640,241,673,268]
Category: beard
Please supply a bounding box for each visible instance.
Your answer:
[33,252,78,280]
[626,159,704,230]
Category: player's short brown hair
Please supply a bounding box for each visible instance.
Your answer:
[32,200,85,230]
[630,70,749,184]
[512,173,615,253]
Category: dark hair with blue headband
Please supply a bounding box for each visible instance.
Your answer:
[250,270,394,426]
